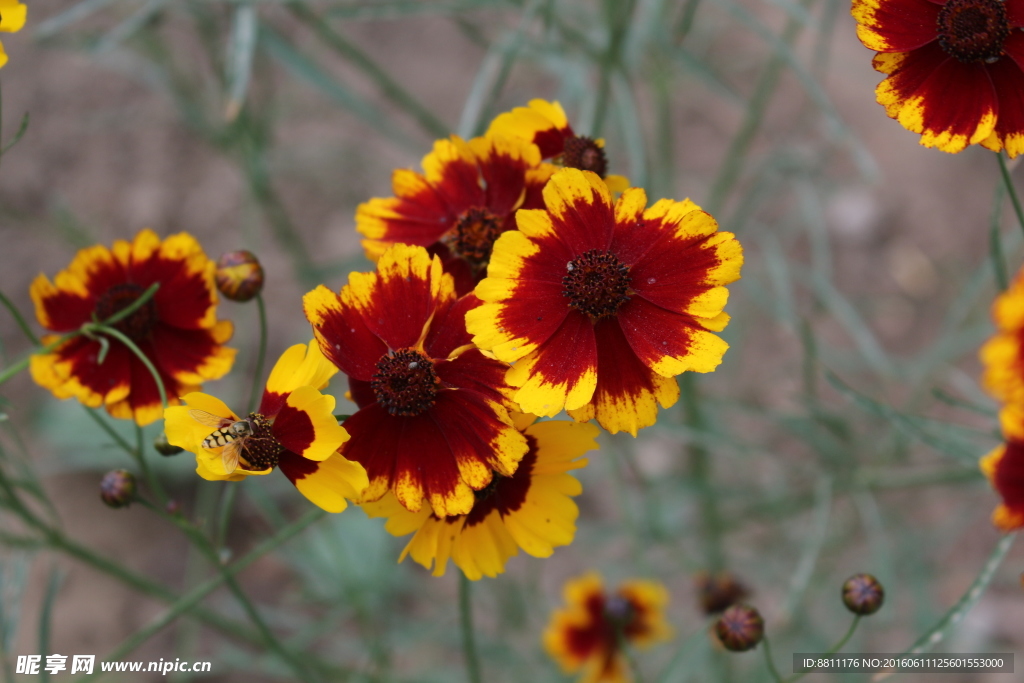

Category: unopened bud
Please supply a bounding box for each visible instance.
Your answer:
[100,469,136,508]
[215,250,264,302]
[695,571,749,614]
[714,604,764,652]
[154,431,183,456]
[842,573,885,615]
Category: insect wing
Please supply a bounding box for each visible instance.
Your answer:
[221,439,243,474]
[189,409,232,429]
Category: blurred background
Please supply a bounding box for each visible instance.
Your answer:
[0,0,1021,681]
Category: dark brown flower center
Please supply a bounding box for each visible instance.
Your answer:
[937,0,1010,63]
[562,250,631,319]
[94,283,159,340]
[239,413,284,470]
[562,136,608,178]
[445,207,504,268]
[371,349,438,416]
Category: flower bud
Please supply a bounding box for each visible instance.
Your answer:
[153,431,183,456]
[714,604,764,652]
[695,571,749,614]
[100,469,136,508]
[842,573,885,615]
[215,250,264,302]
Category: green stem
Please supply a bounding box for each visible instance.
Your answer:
[459,573,483,683]
[0,283,160,387]
[77,508,329,683]
[86,324,167,409]
[615,626,646,683]
[592,0,636,137]
[246,293,268,414]
[144,500,320,683]
[0,290,40,345]
[996,153,1024,239]
[762,636,785,683]
[288,3,449,139]
[705,0,814,215]
[989,181,1009,290]
[786,616,861,682]
[134,423,168,504]
[83,407,136,456]
[215,484,238,550]
[681,374,725,571]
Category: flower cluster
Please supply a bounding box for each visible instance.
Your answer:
[980,274,1024,530]
[27,101,744,588]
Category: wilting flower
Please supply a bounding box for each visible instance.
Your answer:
[362,415,597,580]
[487,99,629,193]
[544,573,672,683]
[30,229,235,426]
[980,404,1024,531]
[467,168,743,435]
[303,243,528,517]
[0,1,27,69]
[164,341,367,513]
[851,0,1024,156]
[981,269,1024,404]
[355,135,555,294]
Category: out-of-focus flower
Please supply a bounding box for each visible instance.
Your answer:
[100,469,136,508]
[164,341,366,513]
[30,229,235,426]
[363,415,597,580]
[851,0,1024,156]
[215,250,264,302]
[0,1,27,69]
[487,99,629,193]
[695,571,749,614]
[356,135,555,294]
[981,404,1024,531]
[841,573,886,615]
[304,244,527,517]
[544,572,672,683]
[981,270,1024,404]
[713,604,764,651]
[468,168,743,435]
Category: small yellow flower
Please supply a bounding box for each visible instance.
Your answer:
[0,1,27,68]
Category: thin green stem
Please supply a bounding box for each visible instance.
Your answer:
[74,508,329,683]
[246,294,268,414]
[592,0,636,137]
[996,153,1024,239]
[615,626,646,683]
[459,573,483,683]
[989,183,1009,289]
[143,499,320,683]
[86,324,167,409]
[134,423,168,504]
[0,283,159,387]
[83,407,136,457]
[288,3,449,139]
[786,616,861,682]
[762,636,785,683]
[0,290,40,346]
[214,484,238,550]
[681,374,725,571]
[706,0,814,215]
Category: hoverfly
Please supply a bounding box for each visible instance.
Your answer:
[189,410,253,474]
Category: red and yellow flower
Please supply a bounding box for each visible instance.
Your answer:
[467,168,743,435]
[362,415,597,580]
[487,99,629,193]
[852,0,1024,156]
[981,404,1024,531]
[30,229,235,426]
[0,1,27,69]
[544,573,672,683]
[164,341,367,513]
[355,134,555,294]
[981,269,1024,404]
[303,243,528,518]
